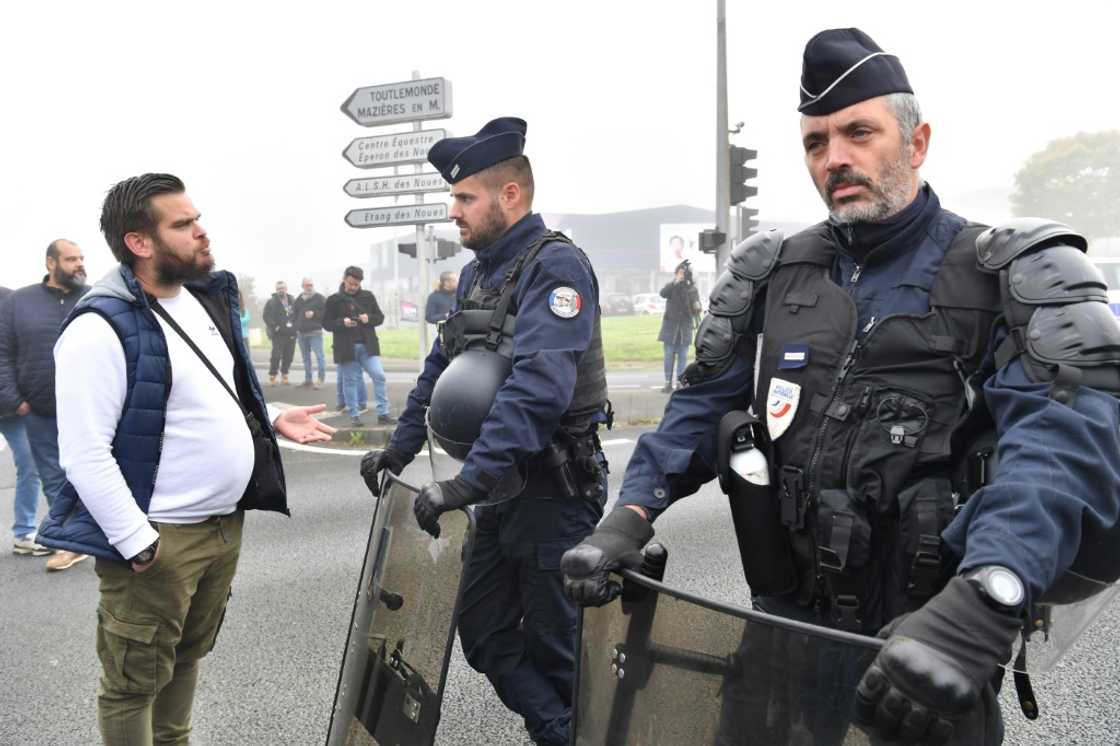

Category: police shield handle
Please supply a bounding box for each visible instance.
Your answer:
[717,410,799,597]
[561,506,655,607]
[359,448,412,497]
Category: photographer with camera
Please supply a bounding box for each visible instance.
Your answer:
[658,259,701,393]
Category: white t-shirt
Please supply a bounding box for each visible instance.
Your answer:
[55,288,257,559]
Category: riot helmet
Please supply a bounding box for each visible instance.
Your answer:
[427,348,512,461]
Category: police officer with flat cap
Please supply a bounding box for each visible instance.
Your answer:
[361,117,610,746]
[562,28,1120,745]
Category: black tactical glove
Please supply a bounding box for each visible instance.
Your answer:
[359,447,413,495]
[855,576,1022,745]
[413,477,484,538]
[561,507,655,606]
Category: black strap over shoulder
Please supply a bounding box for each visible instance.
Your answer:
[151,301,247,417]
[483,230,574,351]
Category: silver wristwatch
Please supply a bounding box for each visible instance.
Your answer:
[964,564,1025,611]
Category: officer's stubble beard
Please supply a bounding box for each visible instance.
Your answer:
[824,142,915,225]
[460,197,509,252]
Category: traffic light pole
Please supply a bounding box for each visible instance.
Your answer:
[714,0,731,272]
[413,70,431,365]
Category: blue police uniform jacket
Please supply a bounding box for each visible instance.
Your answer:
[390,213,600,492]
[619,187,1120,607]
[36,265,285,562]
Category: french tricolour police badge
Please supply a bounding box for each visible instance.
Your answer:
[766,377,801,440]
[548,287,582,319]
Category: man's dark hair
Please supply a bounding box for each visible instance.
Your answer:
[99,173,186,267]
[46,239,72,261]
[344,265,364,281]
[479,155,534,205]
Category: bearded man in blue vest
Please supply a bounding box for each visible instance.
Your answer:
[38,173,336,745]
[562,28,1120,745]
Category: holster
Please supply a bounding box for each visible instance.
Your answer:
[717,410,798,597]
[528,432,608,501]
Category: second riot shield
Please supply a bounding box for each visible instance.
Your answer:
[326,473,476,746]
[574,566,883,746]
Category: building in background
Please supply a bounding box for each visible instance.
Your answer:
[353,205,810,327]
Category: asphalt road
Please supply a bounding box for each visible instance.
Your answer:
[1,432,1118,745]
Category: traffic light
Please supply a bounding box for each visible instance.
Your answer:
[729,146,758,205]
[398,239,461,261]
[435,238,461,261]
[739,206,759,240]
[698,228,727,255]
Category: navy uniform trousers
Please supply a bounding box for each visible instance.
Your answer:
[457,471,607,746]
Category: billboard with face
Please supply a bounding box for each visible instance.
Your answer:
[659,224,715,274]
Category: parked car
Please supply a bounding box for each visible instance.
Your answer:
[632,292,667,316]
[1093,257,1120,319]
[600,293,635,316]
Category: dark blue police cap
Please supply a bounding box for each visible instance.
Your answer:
[428,117,527,184]
[798,28,912,116]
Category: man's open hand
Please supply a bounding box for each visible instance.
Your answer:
[274,404,337,444]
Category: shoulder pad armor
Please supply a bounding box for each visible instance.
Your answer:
[1026,302,1120,371]
[708,273,755,317]
[681,231,782,387]
[1008,246,1108,306]
[727,229,784,281]
[976,217,1087,271]
[707,229,783,318]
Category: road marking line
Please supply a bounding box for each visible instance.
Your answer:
[277,440,364,456]
[276,437,635,457]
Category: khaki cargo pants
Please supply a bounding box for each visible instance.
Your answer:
[94,511,243,746]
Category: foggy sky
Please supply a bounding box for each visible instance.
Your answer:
[3,0,1116,294]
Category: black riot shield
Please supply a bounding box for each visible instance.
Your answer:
[574,565,884,746]
[326,473,476,746]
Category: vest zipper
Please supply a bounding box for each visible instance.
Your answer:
[802,332,862,597]
[850,265,863,284]
[805,334,862,497]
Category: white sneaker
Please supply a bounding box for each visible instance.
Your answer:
[46,550,89,571]
[13,534,52,556]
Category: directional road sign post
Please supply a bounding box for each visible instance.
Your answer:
[341,128,448,169]
[343,172,448,199]
[339,72,454,365]
[340,77,452,127]
[344,203,449,229]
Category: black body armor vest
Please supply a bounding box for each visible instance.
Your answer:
[439,231,609,436]
[753,223,998,631]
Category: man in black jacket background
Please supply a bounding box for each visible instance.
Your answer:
[0,239,90,571]
[263,280,297,385]
[292,277,326,389]
[323,266,394,427]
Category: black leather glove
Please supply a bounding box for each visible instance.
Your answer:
[855,576,1023,745]
[359,447,413,495]
[413,477,484,538]
[561,507,655,606]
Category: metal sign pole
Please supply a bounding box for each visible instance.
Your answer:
[413,71,430,364]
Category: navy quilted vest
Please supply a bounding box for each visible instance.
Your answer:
[37,266,284,562]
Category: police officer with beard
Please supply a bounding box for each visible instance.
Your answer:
[361,117,610,746]
[562,29,1120,745]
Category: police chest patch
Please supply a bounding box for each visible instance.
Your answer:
[766,377,801,441]
[548,287,582,318]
